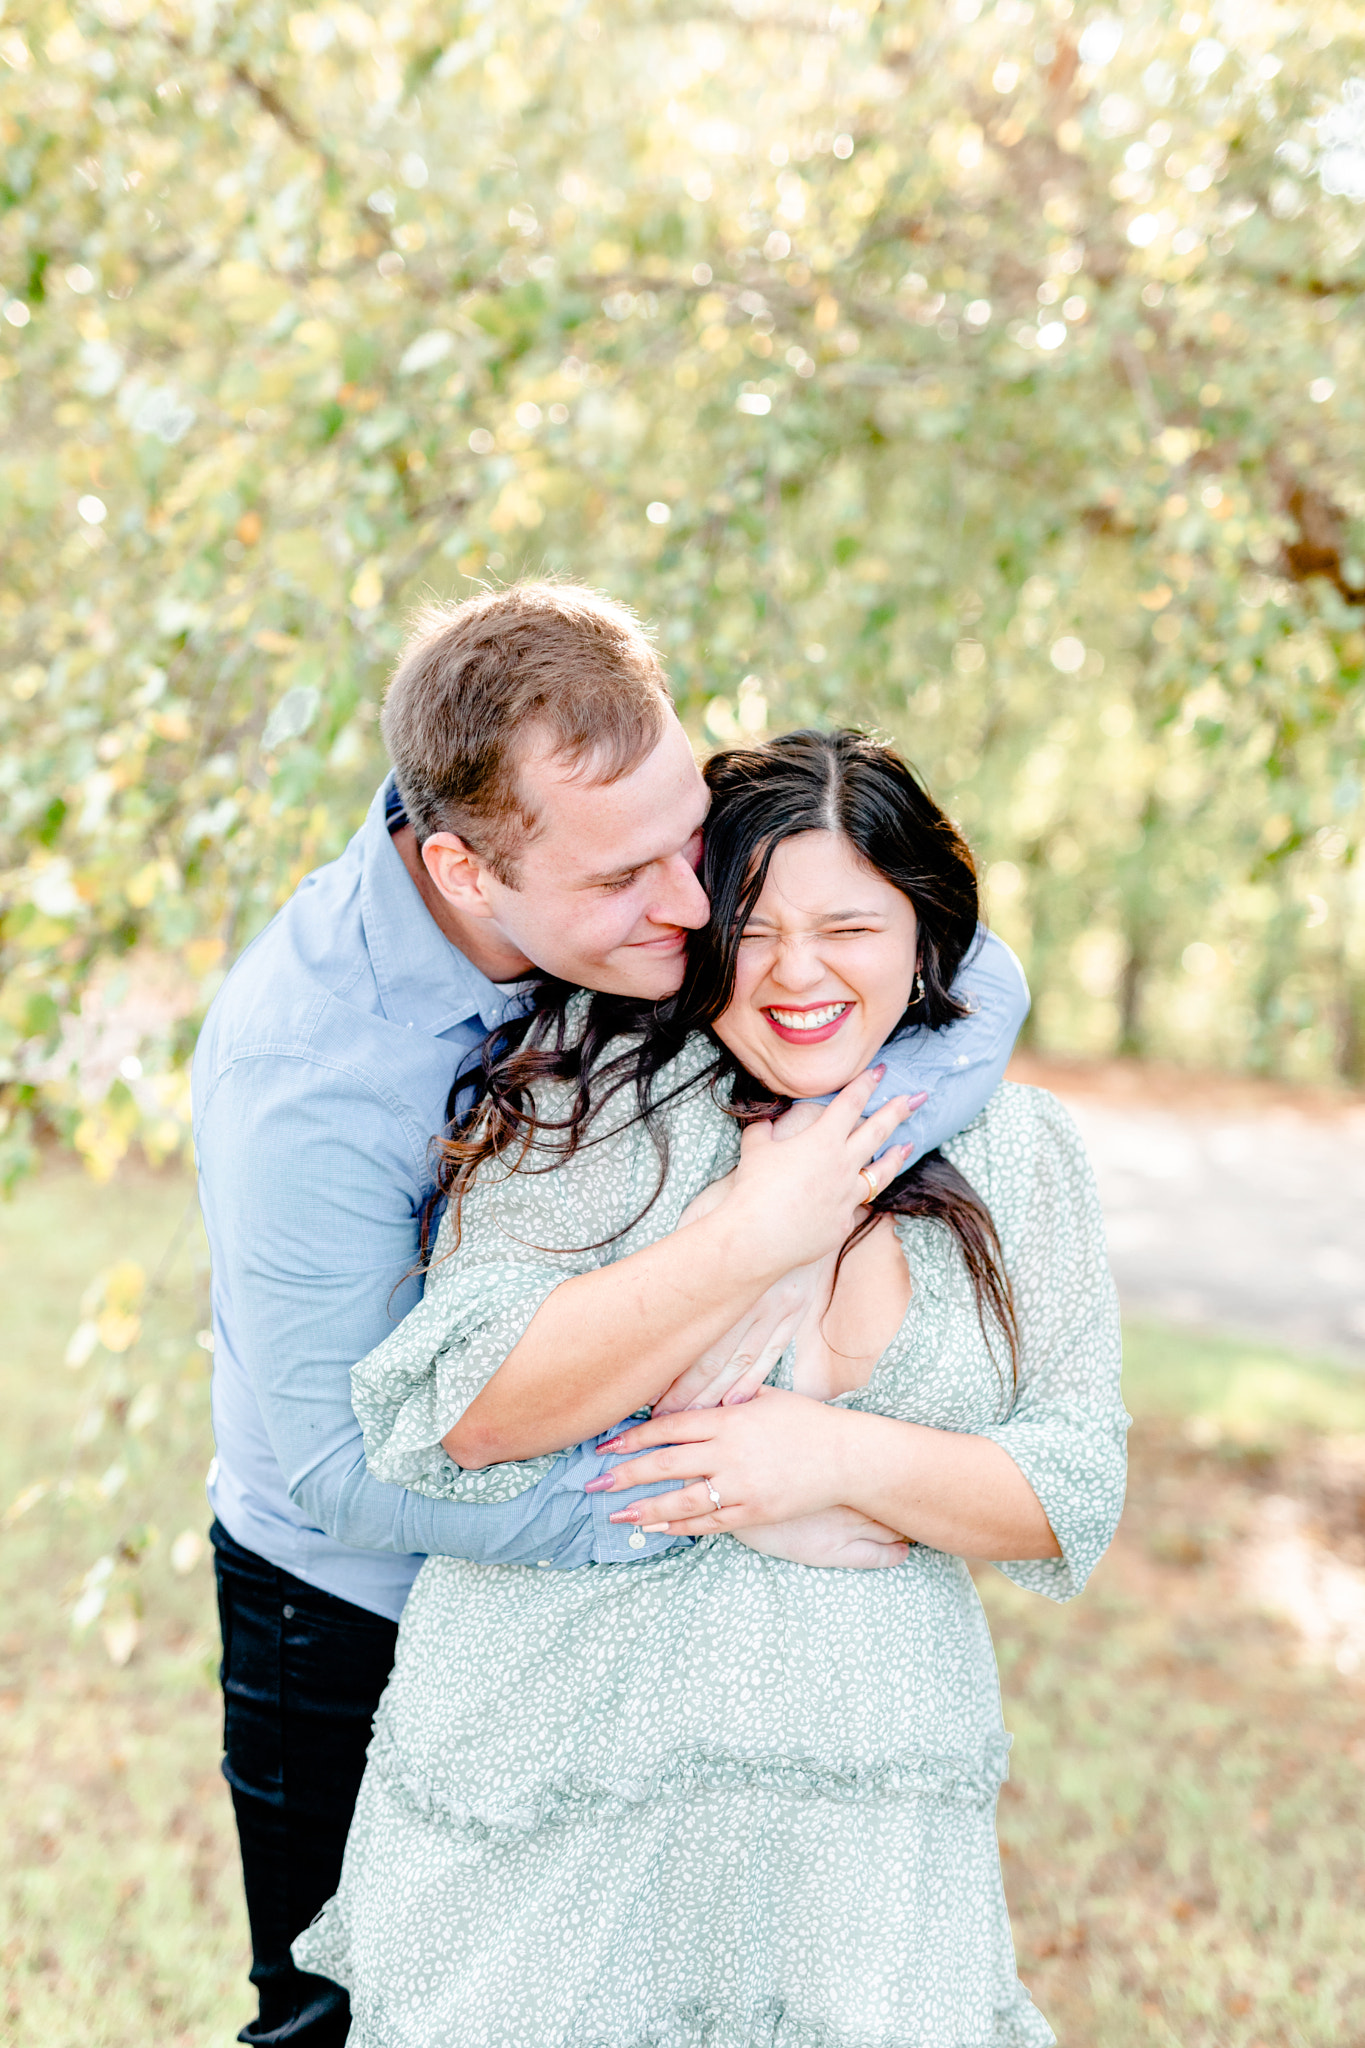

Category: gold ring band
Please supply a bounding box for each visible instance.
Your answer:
[858,1166,878,1200]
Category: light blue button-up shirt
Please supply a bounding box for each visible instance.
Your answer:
[193,776,1029,1621]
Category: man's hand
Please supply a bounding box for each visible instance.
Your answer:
[734,1506,910,1569]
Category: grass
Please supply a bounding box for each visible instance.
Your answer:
[2,1160,1365,2046]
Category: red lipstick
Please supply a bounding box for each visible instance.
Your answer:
[762,1002,853,1045]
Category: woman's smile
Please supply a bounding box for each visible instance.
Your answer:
[763,999,854,1044]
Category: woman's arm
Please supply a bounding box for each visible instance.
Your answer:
[442,1075,912,1467]
[586,1387,1062,1560]
[593,1089,1128,1593]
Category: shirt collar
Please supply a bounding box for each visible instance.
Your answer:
[358,775,528,1039]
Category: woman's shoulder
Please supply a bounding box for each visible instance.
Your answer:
[941,1081,1096,1210]
[554,997,723,1115]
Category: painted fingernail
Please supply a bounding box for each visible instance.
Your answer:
[906,1091,927,1109]
[608,1507,641,1524]
[597,1439,626,1454]
[583,1474,615,1493]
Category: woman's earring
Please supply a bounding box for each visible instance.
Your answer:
[913,968,925,1004]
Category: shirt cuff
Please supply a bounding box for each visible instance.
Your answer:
[585,1425,694,1563]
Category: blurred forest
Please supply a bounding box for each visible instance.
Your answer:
[2,0,1365,1192]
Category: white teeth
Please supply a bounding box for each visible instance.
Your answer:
[767,1003,849,1031]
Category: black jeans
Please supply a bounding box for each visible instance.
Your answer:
[212,1519,399,2047]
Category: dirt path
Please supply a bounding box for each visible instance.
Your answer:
[1009,1055,1365,1367]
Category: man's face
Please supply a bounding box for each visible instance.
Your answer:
[480,711,711,998]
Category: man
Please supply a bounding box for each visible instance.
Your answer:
[193,580,1029,2047]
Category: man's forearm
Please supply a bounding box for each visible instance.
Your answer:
[288,1433,684,1567]
[866,927,1030,1162]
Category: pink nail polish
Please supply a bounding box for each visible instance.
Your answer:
[583,1475,615,1493]
[608,1508,640,1524]
[598,1438,626,1454]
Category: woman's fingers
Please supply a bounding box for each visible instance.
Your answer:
[596,1446,707,1495]
[822,1063,889,1134]
[854,1095,916,1162]
[617,1480,720,1528]
[857,1142,912,1203]
[599,1409,719,1457]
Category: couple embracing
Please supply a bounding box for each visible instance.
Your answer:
[194,581,1127,2048]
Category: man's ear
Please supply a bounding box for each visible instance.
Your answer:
[421,832,500,919]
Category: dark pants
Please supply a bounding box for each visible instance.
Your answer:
[212,1519,400,2047]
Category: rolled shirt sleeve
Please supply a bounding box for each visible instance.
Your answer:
[849,927,1031,1164]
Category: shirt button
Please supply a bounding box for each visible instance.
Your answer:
[281,1604,295,1619]
[628,1531,647,1550]
[537,1559,552,1568]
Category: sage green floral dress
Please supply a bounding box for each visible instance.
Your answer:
[294,1028,1127,2048]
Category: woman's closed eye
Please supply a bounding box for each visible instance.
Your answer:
[739,923,881,942]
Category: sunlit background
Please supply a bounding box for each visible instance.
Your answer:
[3,2,1365,2043]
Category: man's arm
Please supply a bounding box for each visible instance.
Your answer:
[195,1055,679,1568]
[862,926,1030,1162]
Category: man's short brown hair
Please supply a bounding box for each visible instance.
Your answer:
[381,580,671,882]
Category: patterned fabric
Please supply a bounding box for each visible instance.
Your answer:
[295,1028,1128,2048]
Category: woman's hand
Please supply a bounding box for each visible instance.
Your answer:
[650,1254,830,1415]
[589,1387,1064,1560]
[653,1106,838,1415]
[591,1386,856,1532]
[721,1069,915,1278]
[651,1086,919,1416]
[734,1506,911,1569]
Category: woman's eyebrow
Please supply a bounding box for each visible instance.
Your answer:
[744,905,883,926]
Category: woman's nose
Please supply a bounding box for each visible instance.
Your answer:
[768,938,825,991]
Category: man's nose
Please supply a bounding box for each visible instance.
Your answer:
[651,852,710,930]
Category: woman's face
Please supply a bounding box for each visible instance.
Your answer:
[711,829,919,1098]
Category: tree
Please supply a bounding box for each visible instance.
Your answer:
[3,0,1364,1199]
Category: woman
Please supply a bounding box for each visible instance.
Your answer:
[295,730,1127,2048]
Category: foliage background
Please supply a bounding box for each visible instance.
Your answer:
[4,6,1365,2038]
[3,0,1365,1188]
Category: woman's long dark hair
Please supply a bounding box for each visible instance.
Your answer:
[431,729,1018,1382]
